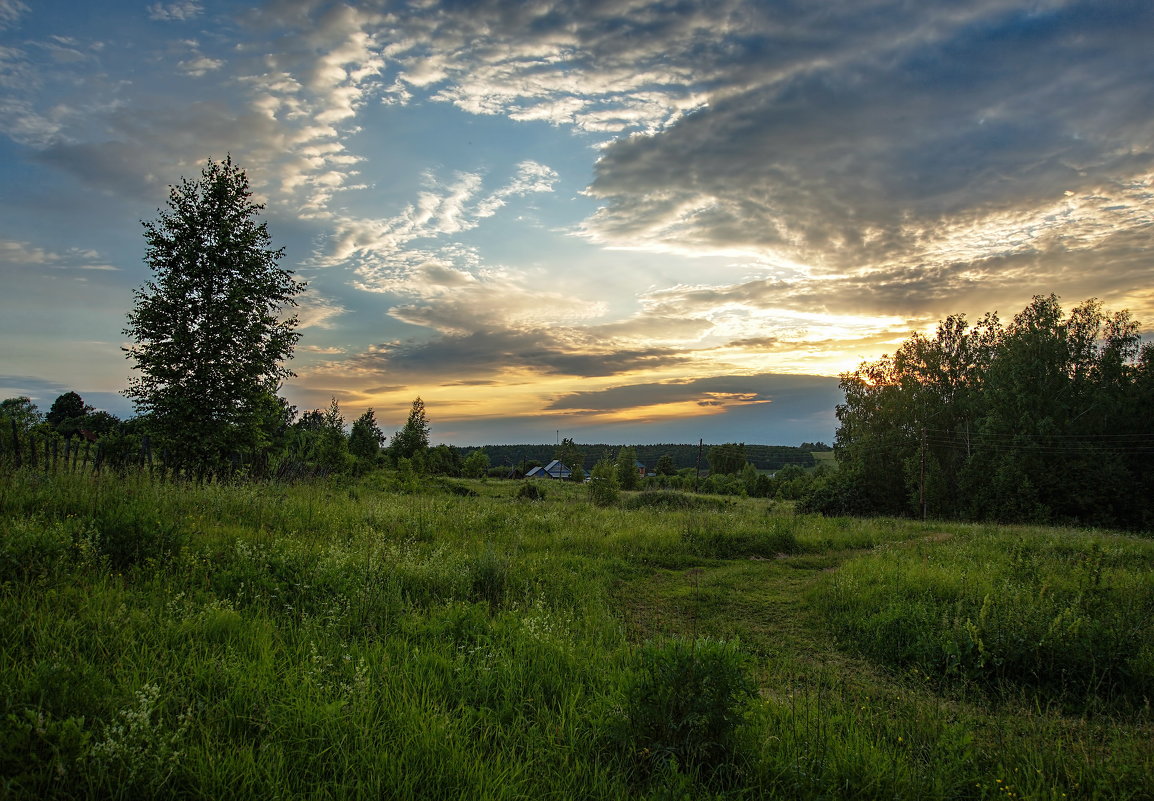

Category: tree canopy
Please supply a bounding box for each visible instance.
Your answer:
[390,397,430,462]
[811,295,1154,529]
[123,156,305,468]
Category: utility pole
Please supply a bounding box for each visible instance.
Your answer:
[920,427,927,521]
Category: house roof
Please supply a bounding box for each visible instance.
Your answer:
[543,459,571,476]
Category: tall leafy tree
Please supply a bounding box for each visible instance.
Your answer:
[615,445,640,490]
[123,156,305,468]
[825,295,1154,528]
[349,408,385,465]
[390,397,430,462]
[462,449,490,478]
[46,391,93,439]
[707,443,746,475]
[0,397,41,433]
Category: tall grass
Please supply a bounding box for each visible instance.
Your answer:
[1,470,1151,799]
[813,528,1154,708]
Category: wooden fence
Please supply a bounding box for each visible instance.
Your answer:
[2,420,339,483]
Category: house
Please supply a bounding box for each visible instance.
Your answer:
[634,460,647,477]
[527,459,572,479]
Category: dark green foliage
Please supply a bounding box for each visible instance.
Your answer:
[620,491,729,512]
[348,408,384,466]
[285,398,351,475]
[822,296,1154,528]
[681,518,797,559]
[470,546,510,609]
[123,156,304,470]
[45,392,92,439]
[617,638,755,780]
[588,458,619,506]
[463,443,814,472]
[90,504,188,570]
[461,449,489,478]
[426,443,461,476]
[82,411,121,437]
[654,453,676,476]
[615,445,640,490]
[515,482,545,501]
[0,397,40,432]
[707,443,746,475]
[390,397,430,463]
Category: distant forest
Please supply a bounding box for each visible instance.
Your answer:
[456,443,822,471]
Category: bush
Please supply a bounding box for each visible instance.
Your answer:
[617,638,755,781]
[515,482,545,501]
[588,458,618,507]
[91,504,187,570]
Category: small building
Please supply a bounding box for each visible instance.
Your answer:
[528,459,572,479]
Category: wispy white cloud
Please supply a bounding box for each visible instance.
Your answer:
[293,288,348,330]
[0,239,118,272]
[324,161,557,275]
[0,0,28,31]
[147,2,203,22]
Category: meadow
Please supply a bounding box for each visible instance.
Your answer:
[1,469,1151,800]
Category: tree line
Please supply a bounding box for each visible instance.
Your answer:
[802,295,1154,530]
[461,442,818,473]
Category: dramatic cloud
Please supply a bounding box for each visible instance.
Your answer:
[5,0,1154,444]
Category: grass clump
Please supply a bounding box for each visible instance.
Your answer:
[615,637,756,784]
[814,529,1154,708]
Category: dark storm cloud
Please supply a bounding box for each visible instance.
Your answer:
[547,373,841,412]
[584,1,1154,292]
[350,328,691,380]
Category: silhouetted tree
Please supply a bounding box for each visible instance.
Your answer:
[1,397,41,432]
[707,443,746,475]
[123,156,304,469]
[349,408,385,465]
[390,397,430,462]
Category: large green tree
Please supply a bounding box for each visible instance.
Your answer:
[0,397,41,433]
[707,443,747,475]
[349,408,385,465]
[824,295,1154,528]
[123,156,305,468]
[46,391,93,439]
[390,397,430,462]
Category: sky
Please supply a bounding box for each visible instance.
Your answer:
[2,0,1153,447]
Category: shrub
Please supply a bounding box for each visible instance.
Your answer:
[515,482,545,501]
[617,638,756,781]
[90,504,187,570]
[588,458,619,507]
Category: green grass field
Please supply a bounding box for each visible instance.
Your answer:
[1,470,1151,799]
